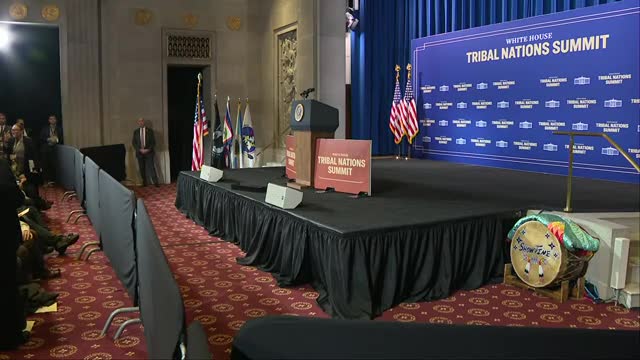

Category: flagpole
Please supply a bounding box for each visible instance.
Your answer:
[238,98,244,169]
[394,65,401,161]
[210,92,216,167]
[238,98,242,169]
[197,73,203,169]
[405,64,412,161]
[243,97,249,169]
[227,96,231,169]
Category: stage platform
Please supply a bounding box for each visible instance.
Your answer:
[175,159,639,319]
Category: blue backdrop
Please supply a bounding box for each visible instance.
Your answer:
[410,1,639,183]
[351,0,623,156]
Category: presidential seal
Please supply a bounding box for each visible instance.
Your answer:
[294,103,304,122]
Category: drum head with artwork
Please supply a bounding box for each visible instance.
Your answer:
[510,221,564,288]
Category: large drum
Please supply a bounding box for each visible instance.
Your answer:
[510,221,591,288]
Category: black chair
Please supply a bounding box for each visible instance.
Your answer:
[136,199,211,359]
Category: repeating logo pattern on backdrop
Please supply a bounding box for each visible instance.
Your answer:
[411,2,640,183]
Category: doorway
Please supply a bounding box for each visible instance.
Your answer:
[167,66,204,181]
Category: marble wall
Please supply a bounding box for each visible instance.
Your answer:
[0,0,346,183]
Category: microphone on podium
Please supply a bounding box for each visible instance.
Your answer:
[300,88,315,99]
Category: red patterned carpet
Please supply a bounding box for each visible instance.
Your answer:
[2,184,638,360]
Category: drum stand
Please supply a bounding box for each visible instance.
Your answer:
[503,264,586,303]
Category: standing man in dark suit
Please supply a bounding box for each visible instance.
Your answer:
[39,115,63,184]
[132,118,159,187]
[0,113,11,160]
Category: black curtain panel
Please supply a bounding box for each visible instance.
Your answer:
[175,160,640,319]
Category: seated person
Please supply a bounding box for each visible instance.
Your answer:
[19,207,79,256]
[18,174,52,212]
[0,158,27,349]
[17,221,61,281]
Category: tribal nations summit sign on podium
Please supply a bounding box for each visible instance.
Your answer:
[286,136,372,196]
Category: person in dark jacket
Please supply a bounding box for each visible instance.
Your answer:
[6,125,51,210]
[39,115,63,183]
[0,112,10,160]
[0,158,28,349]
[6,124,37,178]
[132,117,159,187]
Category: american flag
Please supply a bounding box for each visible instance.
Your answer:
[401,72,419,143]
[191,90,208,171]
[389,77,405,144]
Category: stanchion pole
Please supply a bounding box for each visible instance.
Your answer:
[564,135,575,213]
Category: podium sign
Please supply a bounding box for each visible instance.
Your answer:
[285,135,296,179]
[314,139,372,195]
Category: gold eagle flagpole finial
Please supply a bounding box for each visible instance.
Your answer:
[395,65,401,81]
[406,64,412,80]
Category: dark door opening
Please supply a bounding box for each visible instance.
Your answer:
[0,23,62,140]
[168,66,204,181]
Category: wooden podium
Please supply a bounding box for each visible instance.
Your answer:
[290,99,339,188]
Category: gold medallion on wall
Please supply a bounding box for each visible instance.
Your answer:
[226,16,241,31]
[183,13,198,28]
[134,8,152,26]
[9,2,28,20]
[41,4,60,22]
